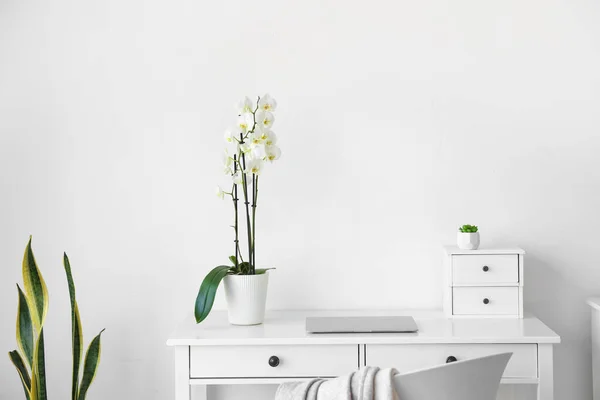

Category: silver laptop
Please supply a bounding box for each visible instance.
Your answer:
[306,316,418,334]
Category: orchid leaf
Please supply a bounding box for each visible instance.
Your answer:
[237,262,252,275]
[255,268,275,275]
[194,266,231,323]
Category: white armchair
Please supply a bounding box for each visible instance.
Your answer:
[393,353,512,400]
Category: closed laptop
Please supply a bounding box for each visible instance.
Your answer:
[306,316,418,334]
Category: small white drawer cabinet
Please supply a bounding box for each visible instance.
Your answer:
[443,246,525,318]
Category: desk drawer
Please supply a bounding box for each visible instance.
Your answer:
[452,255,519,285]
[366,344,537,378]
[453,287,519,315]
[190,345,357,378]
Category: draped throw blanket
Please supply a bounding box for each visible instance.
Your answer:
[275,366,399,400]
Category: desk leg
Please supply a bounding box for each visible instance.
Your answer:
[197,385,207,400]
[537,344,554,400]
[175,346,191,400]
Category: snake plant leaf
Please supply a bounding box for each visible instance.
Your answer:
[22,237,49,332]
[16,284,34,368]
[64,253,83,400]
[31,329,47,400]
[194,266,232,323]
[8,350,31,400]
[78,329,105,400]
[72,305,83,399]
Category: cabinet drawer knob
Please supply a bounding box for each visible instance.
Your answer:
[446,356,458,363]
[482,266,489,272]
[268,356,280,367]
[483,298,490,305]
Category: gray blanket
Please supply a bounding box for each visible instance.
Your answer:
[275,367,399,400]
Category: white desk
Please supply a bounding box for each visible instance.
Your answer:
[167,310,560,400]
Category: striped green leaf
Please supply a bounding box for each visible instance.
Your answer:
[194,266,232,323]
[64,253,83,400]
[22,237,49,332]
[8,350,31,400]
[16,284,34,368]
[31,329,47,400]
[78,329,105,400]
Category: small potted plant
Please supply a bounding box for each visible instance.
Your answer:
[194,94,281,326]
[457,224,480,250]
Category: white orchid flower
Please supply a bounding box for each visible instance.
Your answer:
[263,130,277,146]
[247,132,263,146]
[255,111,274,130]
[258,94,277,112]
[252,126,269,141]
[232,171,244,185]
[252,123,264,137]
[222,149,233,174]
[216,186,226,200]
[237,112,254,133]
[238,142,252,154]
[236,97,254,114]
[265,145,281,162]
[223,149,233,168]
[245,159,263,176]
[251,143,267,160]
[224,129,236,144]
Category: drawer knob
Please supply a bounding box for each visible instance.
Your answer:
[482,266,489,272]
[268,355,280,367]
[446,356,458,363]
[483,298,490,305]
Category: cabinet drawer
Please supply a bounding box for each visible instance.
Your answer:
[452,255,518,285]
[453,287,519,315]
[367,344,537,378]
[190,345,357,378]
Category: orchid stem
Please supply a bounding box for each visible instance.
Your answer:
[232,154,239,267]
[251,175,258,273]
[239,133,253,272]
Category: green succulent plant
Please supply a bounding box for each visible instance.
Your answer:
[8,237,104,400]
[459,224,479,233]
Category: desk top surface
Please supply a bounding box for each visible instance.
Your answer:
[167,310,560,346]
[443,246,526,255]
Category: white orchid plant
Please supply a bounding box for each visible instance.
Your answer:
[195,94,281,323]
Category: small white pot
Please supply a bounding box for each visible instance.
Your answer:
[223,273,269,325]
[457,232,480,250]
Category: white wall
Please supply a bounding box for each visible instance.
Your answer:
[1,0,599,399]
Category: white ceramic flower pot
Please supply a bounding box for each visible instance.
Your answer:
[223,273,269,325]
[457,232,480,250]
